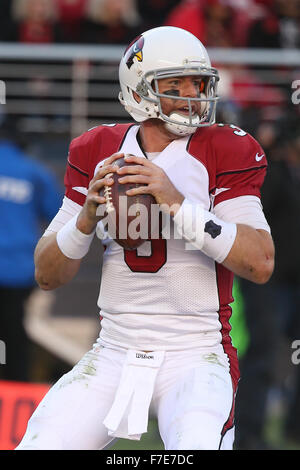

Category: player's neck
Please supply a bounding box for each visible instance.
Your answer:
[139,120,180,153]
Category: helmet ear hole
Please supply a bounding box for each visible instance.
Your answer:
[132,91,141,103]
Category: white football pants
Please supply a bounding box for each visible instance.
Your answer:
[16,343,235,450]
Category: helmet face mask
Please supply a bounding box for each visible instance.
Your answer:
[119,27,220,136]
[144,68,219,134]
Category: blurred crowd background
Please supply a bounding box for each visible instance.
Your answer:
[0,0,300,451]
[0,0,299,48]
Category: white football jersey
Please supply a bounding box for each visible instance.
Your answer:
[49,121,270,389]
[98,125,222,351]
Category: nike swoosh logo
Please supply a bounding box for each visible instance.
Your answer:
[255,153,265,162]
[72,186,88,195]
[211,187,230,197]
[210,188,230,207]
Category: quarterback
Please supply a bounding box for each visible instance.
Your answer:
[17,27,274,450]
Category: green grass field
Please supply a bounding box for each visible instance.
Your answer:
[109,419,164,450]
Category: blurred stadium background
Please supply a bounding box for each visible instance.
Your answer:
[0,0,299,450]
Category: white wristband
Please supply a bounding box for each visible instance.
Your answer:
[56,214,95,259]
[173,199,237,263]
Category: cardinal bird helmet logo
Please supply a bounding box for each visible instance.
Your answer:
[124,36,145,69]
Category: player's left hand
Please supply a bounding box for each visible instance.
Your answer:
[117,154,184,216]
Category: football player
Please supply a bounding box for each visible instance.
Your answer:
[17,26,274,450]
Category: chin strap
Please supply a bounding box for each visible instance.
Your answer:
[163,112,200,136]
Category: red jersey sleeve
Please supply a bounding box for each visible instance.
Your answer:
[64,123,134,206]
[64,135,90,206]
[212,124,267,207]
[188,123,267,207]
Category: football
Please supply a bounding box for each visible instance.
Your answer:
[99,155,157,250]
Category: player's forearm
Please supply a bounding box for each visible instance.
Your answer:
[222,225,274,284]
[34,166,114,291]
[173,200,274,284]
[34,234,82,290]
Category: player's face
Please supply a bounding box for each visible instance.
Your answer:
[156,76,205,118]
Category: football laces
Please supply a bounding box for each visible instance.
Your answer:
[103,173,115,213]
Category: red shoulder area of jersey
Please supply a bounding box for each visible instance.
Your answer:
[187,123,267,206]
[64,123,134,206]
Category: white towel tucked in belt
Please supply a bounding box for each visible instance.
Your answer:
[103,350,165,440]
